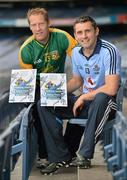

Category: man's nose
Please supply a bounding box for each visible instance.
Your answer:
[36,24,41,30]
[83,31,87,37]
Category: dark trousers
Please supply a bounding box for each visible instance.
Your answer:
[78,93,117,159]
[37,93,117,162]
[32,84,47,159]
[64,123,84,158]
[33,89,83,159]
[32,104,48,159]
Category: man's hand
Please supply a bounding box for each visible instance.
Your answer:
[73,95,84,117]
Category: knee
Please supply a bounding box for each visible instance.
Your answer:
[94,93,109,104]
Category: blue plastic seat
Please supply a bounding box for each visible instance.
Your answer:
[112,129,127,180]
[11,104,38,180]
[106,112,127,175]
[0,126,13,180]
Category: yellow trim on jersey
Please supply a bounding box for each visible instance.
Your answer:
[18,52,33,69]
[20,35,34,50]
[19,35,34,69]
[49,28,77,57]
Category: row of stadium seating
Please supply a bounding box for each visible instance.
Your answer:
[0,104,37,180]
[0,106,126,180]
[0,92,24,134]
[0,6,127,27]
[104,111,127,179]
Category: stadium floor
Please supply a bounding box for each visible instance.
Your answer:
[11,143,112,180]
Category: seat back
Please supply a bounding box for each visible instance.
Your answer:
[106,112,127,179]
[0,127,13,180]
[11,104,38,180]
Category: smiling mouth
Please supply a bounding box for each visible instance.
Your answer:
[81,40,88,43]
[36,32,43,35]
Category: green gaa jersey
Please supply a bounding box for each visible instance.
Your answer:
[19,28,77,81]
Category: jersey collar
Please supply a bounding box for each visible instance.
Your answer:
[79,38,102,60]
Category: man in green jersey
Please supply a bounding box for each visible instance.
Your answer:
[19,8,84,170]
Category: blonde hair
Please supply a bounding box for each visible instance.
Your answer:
[27,7,49,24]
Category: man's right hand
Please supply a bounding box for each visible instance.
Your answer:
[73,95,84,117]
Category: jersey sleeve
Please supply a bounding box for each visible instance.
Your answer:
[104,47,121,76]
[18,42,33,69]
[72,48,81,76]
[64,32,77,57]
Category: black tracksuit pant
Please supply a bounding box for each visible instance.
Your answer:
[37,93,117,162]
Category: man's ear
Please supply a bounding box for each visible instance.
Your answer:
[96,27,99,36]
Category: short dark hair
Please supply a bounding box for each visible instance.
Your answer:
[73,16,97,30]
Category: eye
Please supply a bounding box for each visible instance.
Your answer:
[86,30,90,33]
[39,23,44,26]
[30,24,36,28]
[76,31,82,35]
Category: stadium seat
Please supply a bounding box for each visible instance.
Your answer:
[0,104,38,180]
[11,104,38,180]
[112,129,127,180]
[105,112,127,180]
[0,126,13,180]
[0,139,4,177]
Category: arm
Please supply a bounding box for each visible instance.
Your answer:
[18,48,33,69]
[67,75,83,93]
[73,74,120,116]
[63,31,77,57]
[18,37,33,69]
[81,74,120,100]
